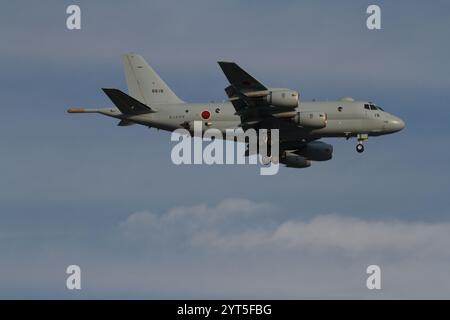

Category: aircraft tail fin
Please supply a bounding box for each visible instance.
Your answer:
[102,88,155,114]
[122,53,184,105]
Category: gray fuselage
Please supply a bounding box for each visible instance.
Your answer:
[98,99,405,139]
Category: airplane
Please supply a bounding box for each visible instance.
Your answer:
[68,53,405,168]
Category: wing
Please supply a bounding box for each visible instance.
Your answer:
[218,61,268,93]
[218,61,305,143]
[218,61,269,113]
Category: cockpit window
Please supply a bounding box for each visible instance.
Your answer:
[365,103,384,111]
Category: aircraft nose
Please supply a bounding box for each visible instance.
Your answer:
[390,116,406,132]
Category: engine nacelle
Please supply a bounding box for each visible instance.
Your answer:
[266,89,299,108]
[294,111,327,129]
[281,152,311,168]
[297,141,333,161]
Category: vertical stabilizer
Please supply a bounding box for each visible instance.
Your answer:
[122,53,184,105]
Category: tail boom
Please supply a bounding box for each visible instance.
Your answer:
[67,108,102,113]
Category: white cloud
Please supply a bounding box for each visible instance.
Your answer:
[4,198,450,298]
[271,215,450,255]
[119,199,450,258]
[119,198,273,243]
[99,199,450,298]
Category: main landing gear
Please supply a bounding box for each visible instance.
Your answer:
[356,133,369,154]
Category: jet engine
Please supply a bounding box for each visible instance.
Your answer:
[297,141,333,161]
[266,89,299,108]
[281,152,311,168]
[293,111,327,129]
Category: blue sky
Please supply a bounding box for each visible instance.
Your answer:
[1,0,450,298]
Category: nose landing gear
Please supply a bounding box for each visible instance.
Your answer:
[356,133,368,154]
[356,143,365,153]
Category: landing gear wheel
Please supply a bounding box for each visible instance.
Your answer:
[356,143,364,153]
[261,155,272,165]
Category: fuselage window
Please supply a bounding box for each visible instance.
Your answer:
[338,106,343,112]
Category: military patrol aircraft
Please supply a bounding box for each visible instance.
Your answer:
[68,53,405,168]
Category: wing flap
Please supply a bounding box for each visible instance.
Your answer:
[117,119,136,126]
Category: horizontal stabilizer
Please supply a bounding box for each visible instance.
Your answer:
[102,88,154,114]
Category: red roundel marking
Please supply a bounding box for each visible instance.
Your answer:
[201,110,211,120]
